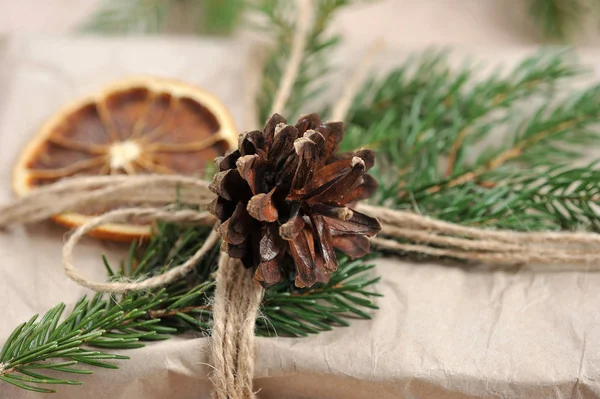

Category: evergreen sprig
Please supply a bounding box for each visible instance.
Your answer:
[340,49,600,232]
[0,224,379,393]
[255,0,351,122]
[258,255,381,337]
[75,0,600,42]
[0,293,164,393]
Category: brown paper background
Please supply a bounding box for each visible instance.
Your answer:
[1,37,600,398]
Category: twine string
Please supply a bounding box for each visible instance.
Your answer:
[330,38,385,122]
[4,175,600,274]
[62,207,218,293]
[268,0,312,117]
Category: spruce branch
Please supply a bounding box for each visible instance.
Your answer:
[341,49,600,232]
[0,294,163,393]
[425,83,600,195]
[410,83,600,215]
[255,0,351,122]
[0,223,379,393]
[400,162,600,232]
[341,50,583,186]
[258,255,381,337]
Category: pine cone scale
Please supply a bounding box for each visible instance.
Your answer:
[291,137,319,190]
[289,228,318,288]
[219,202,255,245]
[268,125,298,165]
[236,154,265,194]
[332,234,370,259]
[210,169,250,201]
[343,174,378,204]
[279,213,305,240]
[324,210,380,236]
[239,130,264,155]
[309,213,338,273]
[315,123,344,164]
[216,150,241,172]
[258,223,286,268]
[304,157,366,205]
[247,188,278,222]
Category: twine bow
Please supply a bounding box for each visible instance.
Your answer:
[3,1,600,398]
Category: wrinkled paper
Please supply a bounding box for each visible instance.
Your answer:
[1,36,600,399]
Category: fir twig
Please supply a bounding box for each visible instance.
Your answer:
[254,0,350,121]
[342,49,600,232]
[427,83,600,194]
[258,255,380,337]
[0,224,379,393]
[0,294,164,393]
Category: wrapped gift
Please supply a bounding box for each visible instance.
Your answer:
[1,37,600,399]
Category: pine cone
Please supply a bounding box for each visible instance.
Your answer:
[208,113,381,288]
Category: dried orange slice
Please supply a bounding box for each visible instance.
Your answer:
[12,77,237,240]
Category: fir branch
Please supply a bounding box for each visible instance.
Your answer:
[342,49,581,182]
[421,82,600,196]
[258,255,380,337]
[396,162,600,232]
[0,224,379,393]
[341,49,600,232]
[255,0,352,122]
[524,163,600,230]
[0,293,163,393]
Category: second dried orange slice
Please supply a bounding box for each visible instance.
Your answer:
[12,77,238,240]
